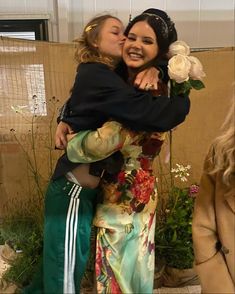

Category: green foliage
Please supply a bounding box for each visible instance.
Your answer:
[1,217,43,287]
[155,186,195,269]
[0,230,5,245]
[190,79,205,90]
[0,218,42,251]
[1,97,61,289]
[170,78,205,97]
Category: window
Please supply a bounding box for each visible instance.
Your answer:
[0,18,48,117]
[0,19,48,41]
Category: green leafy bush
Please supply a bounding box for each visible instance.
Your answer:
[155,186,196,269]
[1,218,43,287]
[1,97,60,289]
[154,157,199,269]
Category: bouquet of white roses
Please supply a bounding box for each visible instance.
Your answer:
[168,40,206,96]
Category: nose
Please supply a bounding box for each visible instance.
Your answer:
[131,39,141,49]
[120,34,126,43]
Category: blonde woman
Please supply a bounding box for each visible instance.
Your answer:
[192,88,235,293]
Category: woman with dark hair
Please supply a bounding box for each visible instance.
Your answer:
[64,9,181,293]
[120,8,177,74]
[24,10,189,294]
[91,10,178,294]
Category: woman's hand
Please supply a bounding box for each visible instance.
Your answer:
[55,121,74,149]
[66,133,77,142]
[134,67,160,91]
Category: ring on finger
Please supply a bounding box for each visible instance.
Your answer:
[144,83,154,91]
[144,83,150,91]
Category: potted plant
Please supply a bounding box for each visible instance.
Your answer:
[0,96,61,291]
[155,163,200,287]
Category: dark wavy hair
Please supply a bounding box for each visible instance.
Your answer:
[125,8,177,61]
[115,9,177,81]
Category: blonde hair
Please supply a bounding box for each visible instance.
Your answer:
[210,87,235,186]
[74,14,121,69]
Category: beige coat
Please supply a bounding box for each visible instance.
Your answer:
[192,146,235,294]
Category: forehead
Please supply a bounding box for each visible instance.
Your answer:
[102,18,124,31]
[129,21,156,38]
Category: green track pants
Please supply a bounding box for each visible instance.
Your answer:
[24,176,97,294]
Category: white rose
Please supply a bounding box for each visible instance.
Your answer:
[168,40,190,58]
[188,56,206,80]
[168,54,191,83]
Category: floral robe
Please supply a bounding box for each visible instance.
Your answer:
[67,121,166,294]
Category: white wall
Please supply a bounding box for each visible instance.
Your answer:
[0,0,234,48]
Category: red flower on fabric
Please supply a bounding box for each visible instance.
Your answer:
[130,169,155,204]
[139,157,151,171]
[110,277,122,294]
[95,244,103,276]
[117,171,126,184]
[148,212,155,230]
[148,241,155,254]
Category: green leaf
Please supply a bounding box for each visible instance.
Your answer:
[172,230,177,241]
[190,79,205,90]
[184,81,192,92]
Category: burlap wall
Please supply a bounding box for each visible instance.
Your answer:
[0,37,77,216]
[0,37,234,215]
[171,48,234,183]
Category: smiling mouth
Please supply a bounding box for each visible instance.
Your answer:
[128,52,143,60]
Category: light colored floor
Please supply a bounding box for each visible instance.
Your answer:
[154,285,201,293]
[0,246,17,293]
[81,285,202,294]
[0,245,201,294]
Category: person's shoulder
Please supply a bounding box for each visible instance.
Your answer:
[79,62,126,88]
[203,143,216,173]
[76,62,115,81]
[78,62,110,73]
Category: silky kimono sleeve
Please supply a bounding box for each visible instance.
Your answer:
[66,121,138,163]
[141,132,166,157]
[192,147,235,293]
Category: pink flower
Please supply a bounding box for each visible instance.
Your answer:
[189,184,199,198]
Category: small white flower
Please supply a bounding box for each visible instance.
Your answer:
[171,163,191,182]
[11,105,28,113]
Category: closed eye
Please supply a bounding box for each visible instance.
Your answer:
[127,36,136,41]
[143,38,154,44]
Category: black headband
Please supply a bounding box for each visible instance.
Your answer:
[142,12,174,39]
